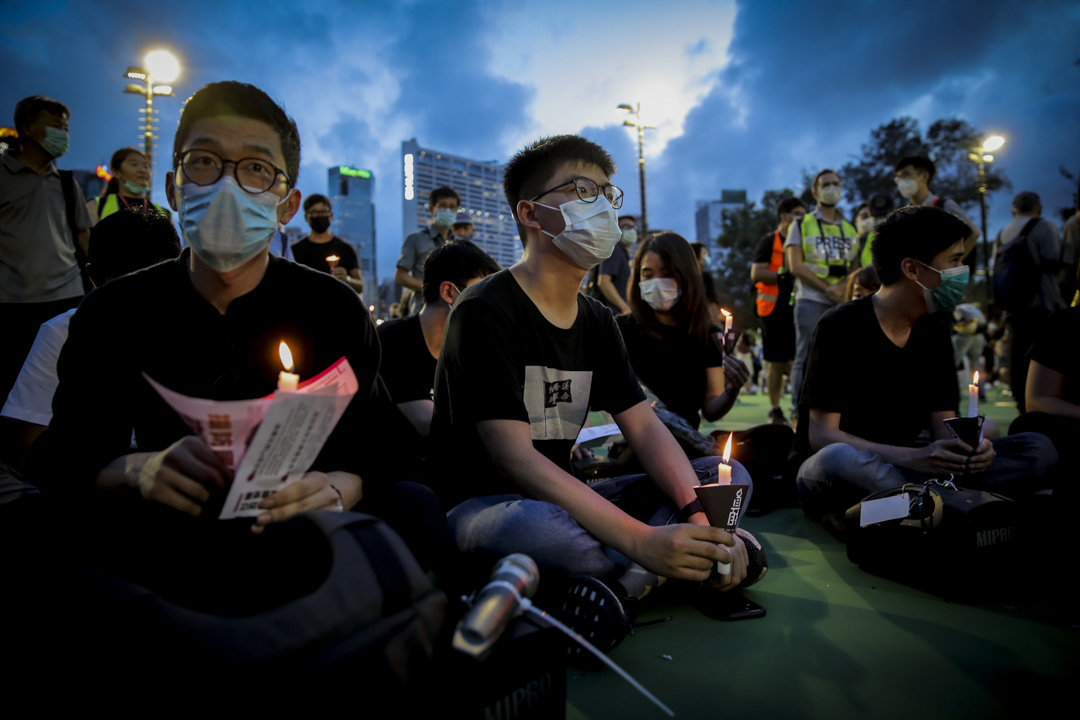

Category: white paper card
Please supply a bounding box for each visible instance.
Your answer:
[860,495,910,526]
[576,423,622,444]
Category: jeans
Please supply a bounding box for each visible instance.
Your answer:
[790,299,832,420]
[795,433,1058,520]
[446,456,753,577]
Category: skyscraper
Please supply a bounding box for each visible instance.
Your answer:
[401,139,521,269]
[328,165,377,312]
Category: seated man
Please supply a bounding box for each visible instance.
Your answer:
[378,239,499,438]
[1,209,181,469]
[796,206,1057,530]
[30,81,438,593]
[429,135,756,639]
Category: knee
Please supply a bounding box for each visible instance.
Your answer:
[1001,432,1059,476]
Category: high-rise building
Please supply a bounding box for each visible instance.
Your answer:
[401,138,521,269]
[329,165,377,312]
[695,189,747,248]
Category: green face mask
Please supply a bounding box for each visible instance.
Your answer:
[916,261,969,314]
[123,179,151,196]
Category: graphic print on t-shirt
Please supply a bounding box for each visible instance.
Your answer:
[524,366,592,441]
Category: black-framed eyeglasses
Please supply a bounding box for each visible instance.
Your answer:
[531,177,624,210]
[175,148,291,195]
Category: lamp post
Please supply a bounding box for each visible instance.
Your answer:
[122,50,180,200]
[617,103,656,234]
[968,134,1004,312]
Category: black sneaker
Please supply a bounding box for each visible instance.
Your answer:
[554,576,632,668]
[768,406,788,425]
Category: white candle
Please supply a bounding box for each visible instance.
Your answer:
[721,308,733,338]
[968,370,979,418]
[717,433,734,485]
[278,341,299,392]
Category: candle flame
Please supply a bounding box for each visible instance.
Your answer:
[720,308,731,318]
[972,371,979,385]
[278,341,294,372]
[722,432,733,463]
[325,255,340,263]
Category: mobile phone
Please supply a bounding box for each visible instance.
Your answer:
[721,597,766,620]
[696,593,766,621]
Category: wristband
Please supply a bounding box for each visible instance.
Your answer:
[330,484,344,512]
[677,498,703,523]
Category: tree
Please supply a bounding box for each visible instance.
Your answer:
[709,188,796,331]
[841,117,1009,211]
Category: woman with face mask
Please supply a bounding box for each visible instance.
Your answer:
[87,147,171,224]
[615,232,751,434]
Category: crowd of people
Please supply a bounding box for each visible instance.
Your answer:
[0,81,1075,693]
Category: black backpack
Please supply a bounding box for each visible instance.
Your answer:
[992,218,1042,312]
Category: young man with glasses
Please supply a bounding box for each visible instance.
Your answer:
[291,193,363,295]
[429,136,757,648]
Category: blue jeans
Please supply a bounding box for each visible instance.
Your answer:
[446,456,753,577]
[796,433,1058,520]
[790,299,832,420]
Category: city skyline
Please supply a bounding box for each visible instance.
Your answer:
[2,0,1077,284]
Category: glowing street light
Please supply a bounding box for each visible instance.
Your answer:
[122,49,181,200]
[617,102,656,234]
[969,134,1005,311]
[981,135,1005,153]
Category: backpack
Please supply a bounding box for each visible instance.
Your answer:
[992,218,1042,312]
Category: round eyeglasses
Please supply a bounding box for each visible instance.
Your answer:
[531,177,624,210]
[175,149,290,194]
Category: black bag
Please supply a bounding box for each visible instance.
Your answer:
[845,479,1019,599]
[992,218,1042,312]
[58,169,94,293]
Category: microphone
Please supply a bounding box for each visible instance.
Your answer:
[452,554,539,658]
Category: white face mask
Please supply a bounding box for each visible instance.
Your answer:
[818,185,843,207]
[535,195,621,269]
[896,178,919,198]
[856,216,874,234]
[639,277,680,311]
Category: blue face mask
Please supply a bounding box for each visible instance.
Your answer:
[41,126,69,158]
[916,261,969,314]
[123,179,151,196]
[435,208,457,229]
[178,175,289,273]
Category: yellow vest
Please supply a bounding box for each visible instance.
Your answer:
[799,213,858,285]
[860,230,876,269]
[98,194,171,221]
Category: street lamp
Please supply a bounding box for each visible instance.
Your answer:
[617,103,656,234]
[968,134,1005,311]
[123,49,180,200]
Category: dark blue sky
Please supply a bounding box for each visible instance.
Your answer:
[3,0,1077,280]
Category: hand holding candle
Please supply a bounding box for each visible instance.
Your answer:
[278,341,299,392]
[968,370,979,418]
[325,255,340,271]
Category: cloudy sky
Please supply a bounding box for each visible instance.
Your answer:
[3,0,1078,281]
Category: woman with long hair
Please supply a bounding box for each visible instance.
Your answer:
[87,147,171,224]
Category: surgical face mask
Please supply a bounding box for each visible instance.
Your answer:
[178,175,289,273]
[123,179,151,196]
[856,216,874,235]
[896,178,919,198]
[535,195,621,270]
[435,208,457,229]
[639,277,680,312]
[41,126,69,158]
[818,185,842,206]
[915,261,969,314]
[620,228,637,246]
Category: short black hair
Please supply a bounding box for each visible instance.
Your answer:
[896,156,936,183]
[13,95,70,139]
[88,209,182,284]
[776,196,807,216]
[871,206,970,285]
[618,215,636,225]
[304,194,332,213]
[173,81,301,186]
[812,168,840,192]
[421,240,501,305]
[1012,191,1041,214]
[429,186,460,208]
[504,135,617,245]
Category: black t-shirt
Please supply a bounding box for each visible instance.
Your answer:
[753,231,794,323]
[1028,307,1080,406]
[377,314,436,404]
[429,269,645,506]
[796,295,958,454]
[615,314,722,429]
[291,236,360,275]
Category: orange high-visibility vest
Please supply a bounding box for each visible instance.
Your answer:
[755,230,785,317]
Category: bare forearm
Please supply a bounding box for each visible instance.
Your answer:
[751,264,778,284]
[703,390,738,422]
[328,471,362,507]
[395,268,422,291]
[808,422,918,469]
[598,276,630,314]
[617,404,701,510]
[1027,395,1080,420]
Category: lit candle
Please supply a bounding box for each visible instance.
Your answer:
[968,370,979,418]
[325,255,340,270]
[278,341,299,392]
[721,308,733,339]
[717,433,733,485]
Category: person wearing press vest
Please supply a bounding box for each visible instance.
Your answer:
[87,147,171,224]
[784,169,859,425]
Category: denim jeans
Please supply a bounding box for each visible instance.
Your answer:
[790,299,832,420]
[446,456,753,577]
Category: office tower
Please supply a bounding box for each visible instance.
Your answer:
[329,165,377,312]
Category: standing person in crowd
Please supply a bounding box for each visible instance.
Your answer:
[378,240,500,439]
[995,191,1065,413]
[452,212,475,240]
[752,196,806,425]
[430,136,755,645]
[396,186,459,315]
[588,214,635,315]
[856,194,895,270]
[86,147,171,223]
[795,206,1055,533]
[894,156,979,255]
[785,168,859,426]
[690,241,722,325]
[1,209,181,468]
[953,302,987,389]
[0,95,92,410]
[617,231,749,434]
[290,193,363,295]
